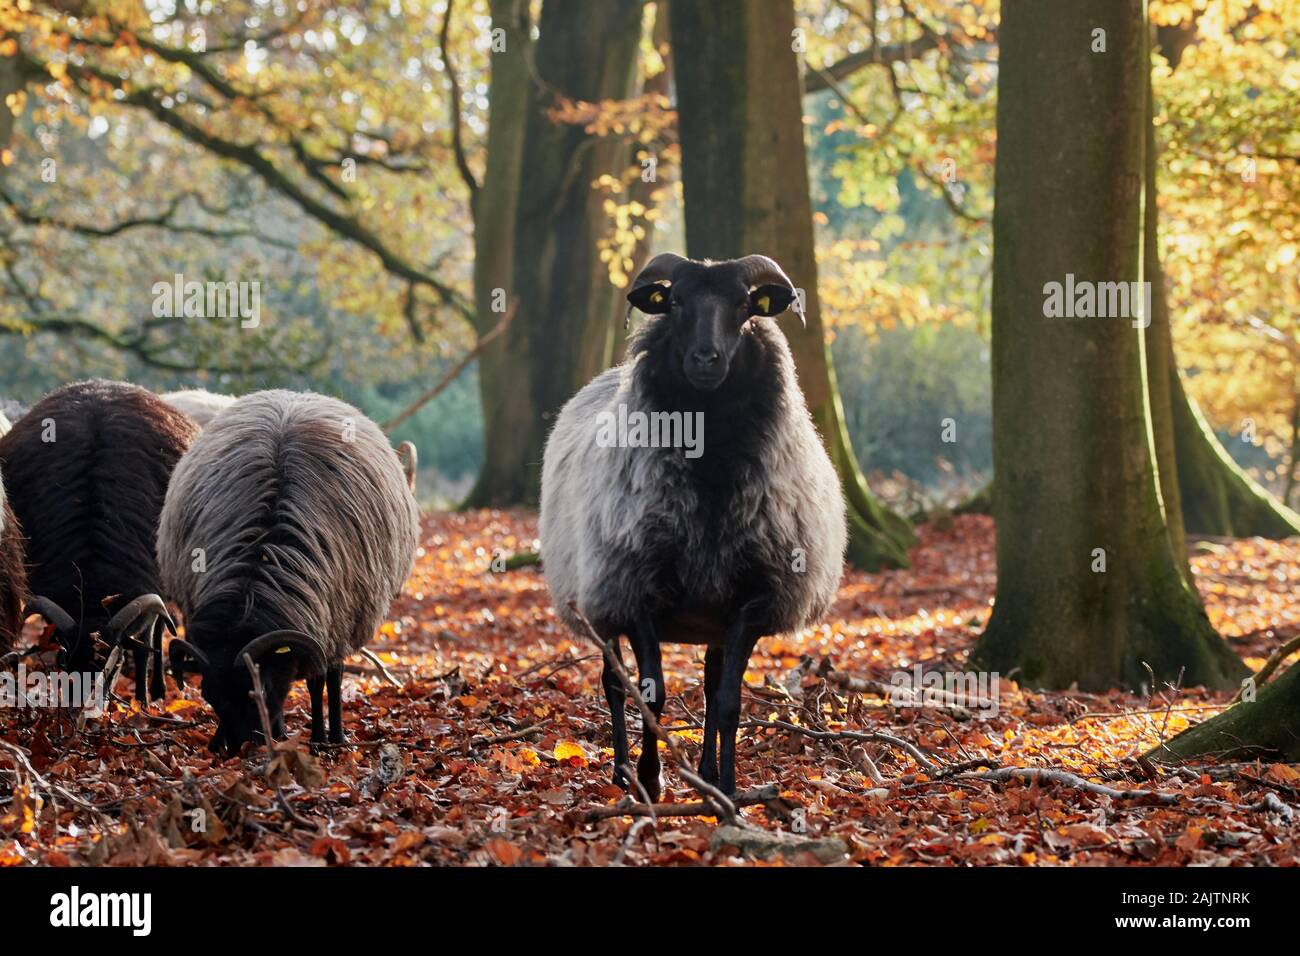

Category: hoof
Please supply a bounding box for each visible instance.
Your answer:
[636,769,663,804]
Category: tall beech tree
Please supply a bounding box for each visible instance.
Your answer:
[464,0,534,509]
[969,0,1245,690]
[669,0,913,570]
[464,0,647,507]
[956,11,1300,541]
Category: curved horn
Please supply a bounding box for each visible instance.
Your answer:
[396,441,418,492]
[625,252,690,328]
[23,596,75,638]
[630,252,690,291]
[235,629,326,673]
[105,594,175,647]
[735,254,805,326]
[168,638,210,686]
[734,254,793,289]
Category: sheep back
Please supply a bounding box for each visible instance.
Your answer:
[0,380,199,630]
[157,390,420,663]
[160,389,236,429]
[541,320,845,640]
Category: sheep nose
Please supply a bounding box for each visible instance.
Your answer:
[692,348,721,368]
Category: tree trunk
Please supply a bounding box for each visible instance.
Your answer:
[1147,662,1300,762]
[947,375,1300,544]
[1150,16,1300,540]
[1284,394,1300,509]
[668,0,913,571]
[1142,77,1192,588]
[912,16,1300,545]
[465,0,646,507]
[466,0,535,508]
[1171,369,1300,537]
[969,0,1244,691]
[612,3,673,366]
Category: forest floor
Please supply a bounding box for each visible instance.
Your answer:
[2,512,1298,866]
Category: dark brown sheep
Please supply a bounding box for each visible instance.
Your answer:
[0,380,199,698]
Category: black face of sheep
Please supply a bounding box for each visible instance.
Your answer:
[171,626,326,752]
[626,253,801,392]
[0,381,197,701]
[542,253,847,800]
[159,391,420,754]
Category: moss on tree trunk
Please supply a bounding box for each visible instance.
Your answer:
[1171,368,1300,538]
[669,0,913,571]
[969,0,1245,692]
[1147,662,1300,762]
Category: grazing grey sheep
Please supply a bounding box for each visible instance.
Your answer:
[540,253,847,798]
[160,389,236,429]
[0,380,198,699]
[161,390,420,751]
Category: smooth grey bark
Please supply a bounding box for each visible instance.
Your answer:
[969,0,1244,691]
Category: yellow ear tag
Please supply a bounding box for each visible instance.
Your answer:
[757,295,770,313]
[651,290,664,303]
[275,646,292,654]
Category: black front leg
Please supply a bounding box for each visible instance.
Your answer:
[715,602,769,796]
[698,644,724,785]
[326,666,345,744]
[630,616,665,803]
[307,675,326,744]
[600,635,630,791]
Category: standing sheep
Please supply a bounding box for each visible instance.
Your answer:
[0,381,198,698]
[162,390,420,751]
[160,389,237,429]
[0,411,10,439]
[0,468,26,652]
[541,253,847,798]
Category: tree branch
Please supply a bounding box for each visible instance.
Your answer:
[381,301,517,433]
[440,0,480,205]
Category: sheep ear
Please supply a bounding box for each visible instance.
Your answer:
[626,282,672,315]
[749,284,795,318]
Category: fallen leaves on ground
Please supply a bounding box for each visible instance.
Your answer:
[0,512,1297,866]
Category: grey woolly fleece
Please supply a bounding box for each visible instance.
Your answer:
[541,318,846,642]
[157,389,420,666]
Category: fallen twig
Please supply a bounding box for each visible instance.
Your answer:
[1238,631,1300,699]
[612,816,657,864]
[0,739,104,814]
[275,786,315,827]
[241,653,276,764]
[468,720,550,750]
[580,785,781,822]
[821,667,993,716]
[963,766,1295,818]
[744,718,940,773]
[357,647,404,688]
